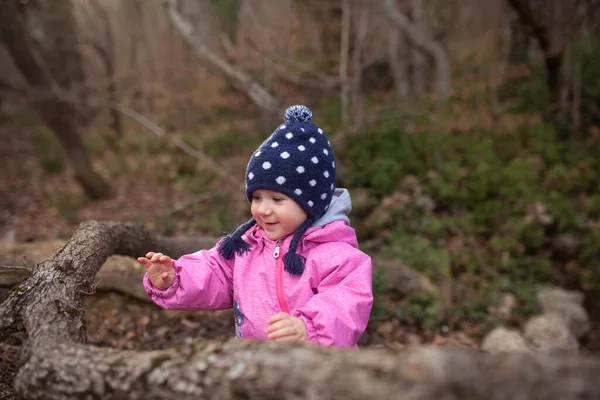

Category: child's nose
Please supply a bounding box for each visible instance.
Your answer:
[258,202,272,215]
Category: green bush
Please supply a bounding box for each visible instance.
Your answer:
[341,107,600,326]
[33,128,65,174]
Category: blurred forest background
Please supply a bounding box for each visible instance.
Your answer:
[1,0,600,352]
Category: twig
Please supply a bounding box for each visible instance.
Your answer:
[79,279,102,296]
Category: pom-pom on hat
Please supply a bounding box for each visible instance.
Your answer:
[218,105,336,275]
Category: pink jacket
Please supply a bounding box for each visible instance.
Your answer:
[144,189,373,348]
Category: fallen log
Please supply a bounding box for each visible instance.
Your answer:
[1,220,599,400]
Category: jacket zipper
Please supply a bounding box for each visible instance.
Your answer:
[273,238,289,313]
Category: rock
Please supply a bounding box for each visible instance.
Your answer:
[537,287,590,338]
[551,234,583,260]
[497,293,518,319]
[523,313,579,354]
[481,327,531,354]
[373,258,436,298]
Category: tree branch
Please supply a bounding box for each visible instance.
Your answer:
[2,220,600,399]
[12,340,600,399]
[164,0,282,116]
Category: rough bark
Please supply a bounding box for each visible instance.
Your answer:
[164,0,282,117]
[8,338,600,400]
[1,221,600,398]
[380,0,451,100]
[0,1,112,200]
[0,236,217,303]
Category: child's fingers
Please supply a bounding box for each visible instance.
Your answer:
[137,257,149,265]
[158,255,171,264]
[267,326,297,340]
[145,252,156,259]
[265,319,292,335]
[150,252,163,262]
[267,312,289,324]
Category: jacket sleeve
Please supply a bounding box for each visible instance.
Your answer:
[292,246,373,348]
[143,242,234,311]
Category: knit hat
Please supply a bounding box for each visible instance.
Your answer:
[218,105,336,275]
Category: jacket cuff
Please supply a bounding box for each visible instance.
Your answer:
[143,273,180,298]
[295,313,320,344]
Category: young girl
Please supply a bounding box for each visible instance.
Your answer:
[139,105,373,348]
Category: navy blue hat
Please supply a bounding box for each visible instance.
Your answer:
[218,105,336,275]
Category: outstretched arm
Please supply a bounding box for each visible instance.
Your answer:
[141,243,234,311]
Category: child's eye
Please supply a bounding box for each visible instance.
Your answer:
[273,198,283,203]
[252,196,261,201]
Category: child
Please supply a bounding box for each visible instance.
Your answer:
[139,105,373,348]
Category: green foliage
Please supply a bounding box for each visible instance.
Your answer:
[341,102,600,327]
[83,134,106,157]
[371,268,391,317]
[385,234,451,281]
[203,128,259,159]
[399,290,440,331]
[33,127,65,174]
[191,193,236,236]
[208,0,242,42]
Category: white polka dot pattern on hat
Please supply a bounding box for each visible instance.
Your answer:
[244,105,336,220]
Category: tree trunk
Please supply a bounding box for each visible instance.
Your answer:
[380,0,451,100]
[0,1,112,200]
[1,220,600,399]
[389,27,410,98]
[410,0,427,98]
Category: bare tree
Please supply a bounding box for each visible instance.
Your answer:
[164,0,282,117]
[410,0,427,98]
[79,0,124,142]
[0,0,112,200]
[380,0,451,100]
[506,0,599,119]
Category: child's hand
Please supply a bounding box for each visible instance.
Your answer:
[137,252,175,290]
[265,312,307,342]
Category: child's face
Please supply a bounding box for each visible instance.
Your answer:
[250,189,307,240]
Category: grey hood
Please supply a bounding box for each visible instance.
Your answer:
[312,188,352,228]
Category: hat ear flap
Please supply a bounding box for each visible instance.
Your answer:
[283,218,312,275]
[217,218,256,259]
